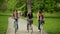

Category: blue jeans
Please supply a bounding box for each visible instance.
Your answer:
[27,19,33,30]
[14,19,18,30]
[38,20,42,30]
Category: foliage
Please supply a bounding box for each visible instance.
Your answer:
[31,0,57,13]
[0,0,5,8]
[7,0,18,10]
[0,0,7,11]
[0,0,60,12]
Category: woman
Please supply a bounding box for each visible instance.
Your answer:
[27,11,33,32]
[13,9,19,34]
[37,10,44,32]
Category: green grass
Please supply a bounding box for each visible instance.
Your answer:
[0,11,10,34]
[0,11,12,16]
[44,18,60,34]
[33,12,60,18]
[33,17,60,34]
[0,16,8,34]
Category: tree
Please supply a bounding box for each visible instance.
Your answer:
[0,0,7,12]
[27,0,32,12]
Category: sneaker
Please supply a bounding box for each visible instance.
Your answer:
[38,30,40,32]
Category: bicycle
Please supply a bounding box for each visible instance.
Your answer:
[27,19,33,34]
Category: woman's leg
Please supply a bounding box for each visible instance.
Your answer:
[27,21,29,32]
[14,20,17,34]
[38,20,41,31]
[16,19,18,30]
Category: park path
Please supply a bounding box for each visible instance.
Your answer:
[6,17,47,34]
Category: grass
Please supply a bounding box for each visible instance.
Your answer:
[0,11,10,34]
[33,17,60,34]
[33,12,60,18]
[0,15,9,34]
[33,11,60,34]
[0,11,12,16]
[44,18,60,34]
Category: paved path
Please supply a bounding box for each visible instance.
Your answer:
[6,17,47,34]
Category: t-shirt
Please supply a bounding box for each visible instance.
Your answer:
[38,14,44,20]
[27,13,33,19]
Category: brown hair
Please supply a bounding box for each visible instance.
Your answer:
[39,8,42,13]
[13,9,17,12]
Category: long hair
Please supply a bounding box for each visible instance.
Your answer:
[39,10,42,14]
[13,9,18,17]
[13,9,17,12]
[38,8,42,13]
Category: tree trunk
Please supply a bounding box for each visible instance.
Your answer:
[27,0,32,12]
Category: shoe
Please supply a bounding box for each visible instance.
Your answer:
[27,27,29,32]
[27,30,29,32]
[38,30,40,32]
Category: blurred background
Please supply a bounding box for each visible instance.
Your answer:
[0,0,60,34]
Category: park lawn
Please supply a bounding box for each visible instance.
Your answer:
[0,15,9,34]
[33,12,60,18]
[0,11,12,16]
[33,17,60,34]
